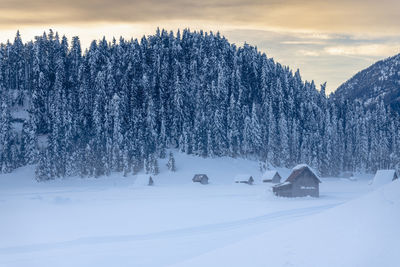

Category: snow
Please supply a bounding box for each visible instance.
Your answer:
[234,174,253,182]
[262,170,279,180]
[370,170,397,188]
[300,186,315,189]
[292,163,312,170]
[37,135,48,148]
[11,109,29,120]
[172,179,400,267]
[1,151,394,267]
[274,181,291,187]
[292,163,320,179]
[133,174,154,186]
[11,122,23,132]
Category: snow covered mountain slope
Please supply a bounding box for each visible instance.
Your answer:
[334,53,400,113]
[0,152,377,267]
[172,179,400,267]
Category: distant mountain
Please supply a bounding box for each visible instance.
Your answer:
[335,53,400,113]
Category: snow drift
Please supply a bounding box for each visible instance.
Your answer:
[172,179,400,267]
[370,169,398,188]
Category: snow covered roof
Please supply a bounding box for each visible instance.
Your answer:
[272,181,292,188]
[293,164,311,171]
[262,170,280,179]
[193,174,208,179]
[371,170,398,188]
[286,164,321,183]
[292,164,320,179]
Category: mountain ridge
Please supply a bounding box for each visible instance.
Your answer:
[334,53,400,113]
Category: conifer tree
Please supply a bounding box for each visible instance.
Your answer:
[35,150,49,181]
[0,96,13,173]
[167,152,176,172]
[22,117,38,165]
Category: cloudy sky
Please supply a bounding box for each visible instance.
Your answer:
[1,0,399,93]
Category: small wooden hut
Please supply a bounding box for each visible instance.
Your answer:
[273,164,321,197]
[192,174,209,185]
[262,171,282,183]
[234,174,254,185]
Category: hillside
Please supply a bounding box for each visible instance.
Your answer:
[335,53,400,113]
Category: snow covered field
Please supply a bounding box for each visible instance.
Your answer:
[1,152,398,267]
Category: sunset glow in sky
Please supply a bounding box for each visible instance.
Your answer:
[1,0,399,92]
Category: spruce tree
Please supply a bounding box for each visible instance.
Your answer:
[0,96,13,173]
[167,152,176,172]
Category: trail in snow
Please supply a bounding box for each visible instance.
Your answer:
[0,203,340,255]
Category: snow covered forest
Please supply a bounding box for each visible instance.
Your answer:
[0,29,399,179]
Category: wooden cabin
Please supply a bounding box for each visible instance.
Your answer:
[273,165,321,197]
[192,174,209,185]
[262,170,282,183]
[234,174,254,185]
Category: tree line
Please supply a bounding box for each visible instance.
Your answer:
[0,29,399,180]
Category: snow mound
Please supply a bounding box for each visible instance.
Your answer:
[134,174,154,186]
[370,170,398,188]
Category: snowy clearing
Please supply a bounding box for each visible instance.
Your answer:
[1,152,397,267]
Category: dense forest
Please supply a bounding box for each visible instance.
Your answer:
[0,29,399,180]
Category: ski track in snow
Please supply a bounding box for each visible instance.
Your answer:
[0,203,340,255]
